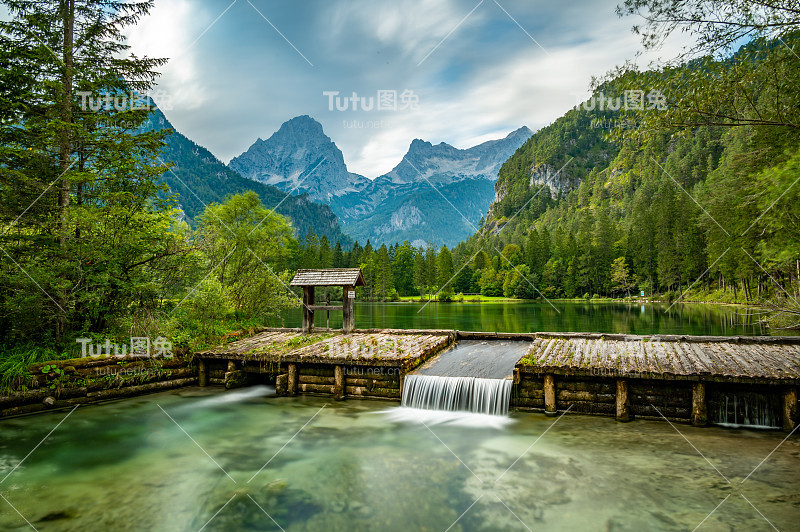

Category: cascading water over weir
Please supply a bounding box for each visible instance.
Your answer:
[399,340,529,416]
[401,375,512,415]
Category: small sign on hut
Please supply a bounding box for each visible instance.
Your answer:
[290,268,365,334]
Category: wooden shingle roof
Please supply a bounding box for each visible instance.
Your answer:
[290,268,365,287]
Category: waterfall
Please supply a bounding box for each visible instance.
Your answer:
[401,375,512,416]
[713,392,781,429]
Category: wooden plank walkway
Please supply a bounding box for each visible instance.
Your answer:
[519,333,800,383]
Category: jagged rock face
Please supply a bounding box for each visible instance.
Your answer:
[530,162,572,199]
[375,205,425,235]
[381,126,533,186]
[228,115,369,203]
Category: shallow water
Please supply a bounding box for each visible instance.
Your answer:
[280,301,784,336]
[1,387,798,531]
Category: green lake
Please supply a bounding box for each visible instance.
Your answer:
[280,301,781,336]
[1,388,798,531]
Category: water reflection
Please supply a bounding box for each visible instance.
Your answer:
[279,301,779,336]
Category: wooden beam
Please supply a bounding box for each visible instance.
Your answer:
[784,386,797,432]
[692,382,708,426]
[616,379,631,422]
[288,363,298,396]
[302,286,315,333]
[343,284,355,334]
[544,374,556,416]
[198,359,208,387]
[308,305,344,311]
[334,365,345,400]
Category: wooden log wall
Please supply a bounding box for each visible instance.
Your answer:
[513,372,798,430]
[266,363,402,399]
[0,356,195,418]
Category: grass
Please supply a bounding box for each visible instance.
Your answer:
[0,344,70,394]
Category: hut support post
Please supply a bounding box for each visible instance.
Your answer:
[544,374,556,416]
[616,379,631,422]
[334,365,345,400]
[692,382,708,426]
[302,286,315,333]
[784,386,798,432]
[288,363,298,396]
[343,284,355,334]
[198,359,208,387]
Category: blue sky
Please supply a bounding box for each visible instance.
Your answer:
[124,0,687,177]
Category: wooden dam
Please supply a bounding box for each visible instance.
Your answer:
[195,328,800,431]
[193,268,800,430]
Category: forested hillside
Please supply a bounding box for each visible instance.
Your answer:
[449,34,800,311]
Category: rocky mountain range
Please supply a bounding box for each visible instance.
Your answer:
[229,116,532,247]
[146,110,350,244]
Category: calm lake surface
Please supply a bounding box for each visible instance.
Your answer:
[280,301,783,336]
[1,387,798,531]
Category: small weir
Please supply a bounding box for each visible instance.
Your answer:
[399,340,528,416]
[401,374,512,415]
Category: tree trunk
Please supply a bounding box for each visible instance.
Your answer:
[55,0,75,340]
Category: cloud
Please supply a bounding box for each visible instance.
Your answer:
[326,0,486,64]
[119,0,694,178]
[124,0,212,110]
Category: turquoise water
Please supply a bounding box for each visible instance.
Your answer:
[1,387,798,531]
[279,301,779,336]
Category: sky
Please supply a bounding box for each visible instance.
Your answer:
[123,0,688,177]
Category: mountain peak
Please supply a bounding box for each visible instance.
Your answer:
[509,126,533,138]
[275,115,326,140]
[228,115,368,205]
[409,138,432,149]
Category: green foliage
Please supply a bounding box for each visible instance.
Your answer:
[449,35,800,314]
[0,0,186,343]
[0,344,68,394]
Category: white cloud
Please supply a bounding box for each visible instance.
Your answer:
[119,0,696,180]
[337,7,694,176]
[327,0,486,63]
[124,0,221,112]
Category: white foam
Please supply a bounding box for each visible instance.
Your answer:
[380,407,516,429]
[188,385,275,408]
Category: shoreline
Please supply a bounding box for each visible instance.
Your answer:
[391,296,766,309]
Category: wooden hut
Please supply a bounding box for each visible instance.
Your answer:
[290,268,365,333]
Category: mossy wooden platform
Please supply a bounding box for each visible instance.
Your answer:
[195,328,456,400]
[514,333,800,430]
[517,332,800,384]
[197,328,455,366]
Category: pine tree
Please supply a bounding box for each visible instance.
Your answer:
[0,0,181,342]
[436,246,454,300]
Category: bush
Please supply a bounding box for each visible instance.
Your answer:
[386,288,400,302]
[0,344,68,394]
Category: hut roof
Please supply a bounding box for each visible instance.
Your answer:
[290,268,365,287]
